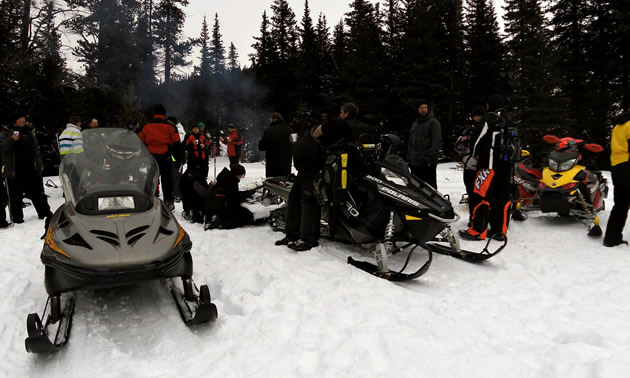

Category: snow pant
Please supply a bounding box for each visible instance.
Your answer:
[265,159,292,178]
[467,168,512,239]
[179,171,206,222]
[0,177,9,224]
[463,168,478,222]
[604,166,630,244]
[6,169,51,222]
[228,155,239,166]
[285,171,320,243]
[153,154,173,202]
[410,162,438,189]
[212,205,253,229]
[172,162,183,198]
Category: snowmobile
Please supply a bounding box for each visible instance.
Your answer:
[513,135,608,235]
[265,135,507,282]
[25,129,217,354]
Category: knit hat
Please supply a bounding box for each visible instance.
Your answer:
[471,106,486,117]
[486,95,505,112]
[417,98,429,108]
[154,104,166,116]
[8,110,26,124]
[227,122,236,129]
[198,122,205,129]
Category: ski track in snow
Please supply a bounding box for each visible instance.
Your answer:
[2,157,630,378]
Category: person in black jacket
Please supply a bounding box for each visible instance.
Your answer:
[0,111,52,225]
[458,95,512,241]
[203,164,254,230]
[407,99,442,189]
[258,112,293,177]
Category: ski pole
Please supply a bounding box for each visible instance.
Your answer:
[213,146,217,181]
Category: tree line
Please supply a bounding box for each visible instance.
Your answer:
[1,0,628,165]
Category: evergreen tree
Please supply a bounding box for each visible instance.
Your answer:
[209,13,226,74]
[227,42,240,71]
[198,15,212,77]
[503,0,566,155]
[135,0,157,96]
[250,11,274,68]
[463,0,507,108]
[270,0,299,64]
[154,0,192,82]
[296,0,322,97]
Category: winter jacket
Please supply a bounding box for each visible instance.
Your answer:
[221,130,243,157]
[347,118,374,144]
[58,123,83,156]
[258,119,293,177]
[186,133,209,160]
[0,125,43,179]
[205,167,241,212]
[407,111,442,166]
[138,115,179,156]
[610,110,630,169]
[469,109,512,171]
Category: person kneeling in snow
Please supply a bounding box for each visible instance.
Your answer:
[203,164,254,230]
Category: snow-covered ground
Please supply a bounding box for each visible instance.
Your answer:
[2,157,630,378]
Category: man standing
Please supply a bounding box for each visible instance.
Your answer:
[220,123,243,165]
[603,110,630,247]
[0,111,52,225]
[86,118,99,129]
[459,95,512,241]
[407,99,442,189]
[58,115,83,158]
[258,112,293,177]
[138,105,179,210]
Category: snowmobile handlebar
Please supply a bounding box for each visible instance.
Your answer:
[542,135,604,153]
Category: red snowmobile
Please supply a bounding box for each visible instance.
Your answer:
[513,135,608,235]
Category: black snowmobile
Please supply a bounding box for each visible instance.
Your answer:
[265,135,507,281]
[25,129,217,354]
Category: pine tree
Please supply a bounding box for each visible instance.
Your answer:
[227,42,240,71]
[296,0,322,96]
[463,0,507,108]
[198,15,212,77]
[154,0,192,82]
[209,13,225,74]
[135,0,156,95]
[270,0,299,64]
[250,11,274,68]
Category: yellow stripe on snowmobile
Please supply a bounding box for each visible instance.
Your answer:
[106,214,131,218]
[341,170,347,189]
[541,165,584,187]
[341,153,348,168]
[405,215,423,221]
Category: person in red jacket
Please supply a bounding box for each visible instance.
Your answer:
[138,104,179,210]
[220,123,243,165]
[185,123,210,175]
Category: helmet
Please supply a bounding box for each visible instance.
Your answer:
[106,130,141,160]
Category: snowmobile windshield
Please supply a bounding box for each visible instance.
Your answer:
[59,129,159,214]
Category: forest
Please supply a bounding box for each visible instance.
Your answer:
[0,0,628,167]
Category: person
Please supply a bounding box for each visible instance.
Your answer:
[167,116,186,202]
[340,102,373,144]
[458,95,512,241]
[455,106,486,221]
[138,105,179,210]
[258,112,293,178]
[603,110,630,247]
[58,115,83,158]
[276,95,349,252]
[86,118,99,129]
[185,123,210,175]
[203,163,254,230]
[179,165,208,224]
[0,111,52,226]
[407,99,442,189]
[220,123,243,165]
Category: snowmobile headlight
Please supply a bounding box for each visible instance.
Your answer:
[557,158,577,172]
[98,196,135,211]
[381,167,409,186]
[548,158,559,171]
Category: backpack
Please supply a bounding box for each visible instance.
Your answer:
[489,111,522,163]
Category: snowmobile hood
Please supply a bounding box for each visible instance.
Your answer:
[43,198,186,269]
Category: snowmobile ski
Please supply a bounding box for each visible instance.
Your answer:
[425,234,508,262]
[170,278,218,326]
[348,243,432,282]
[25,293,76,353]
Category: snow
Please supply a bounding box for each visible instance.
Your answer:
[3,157,630,377]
